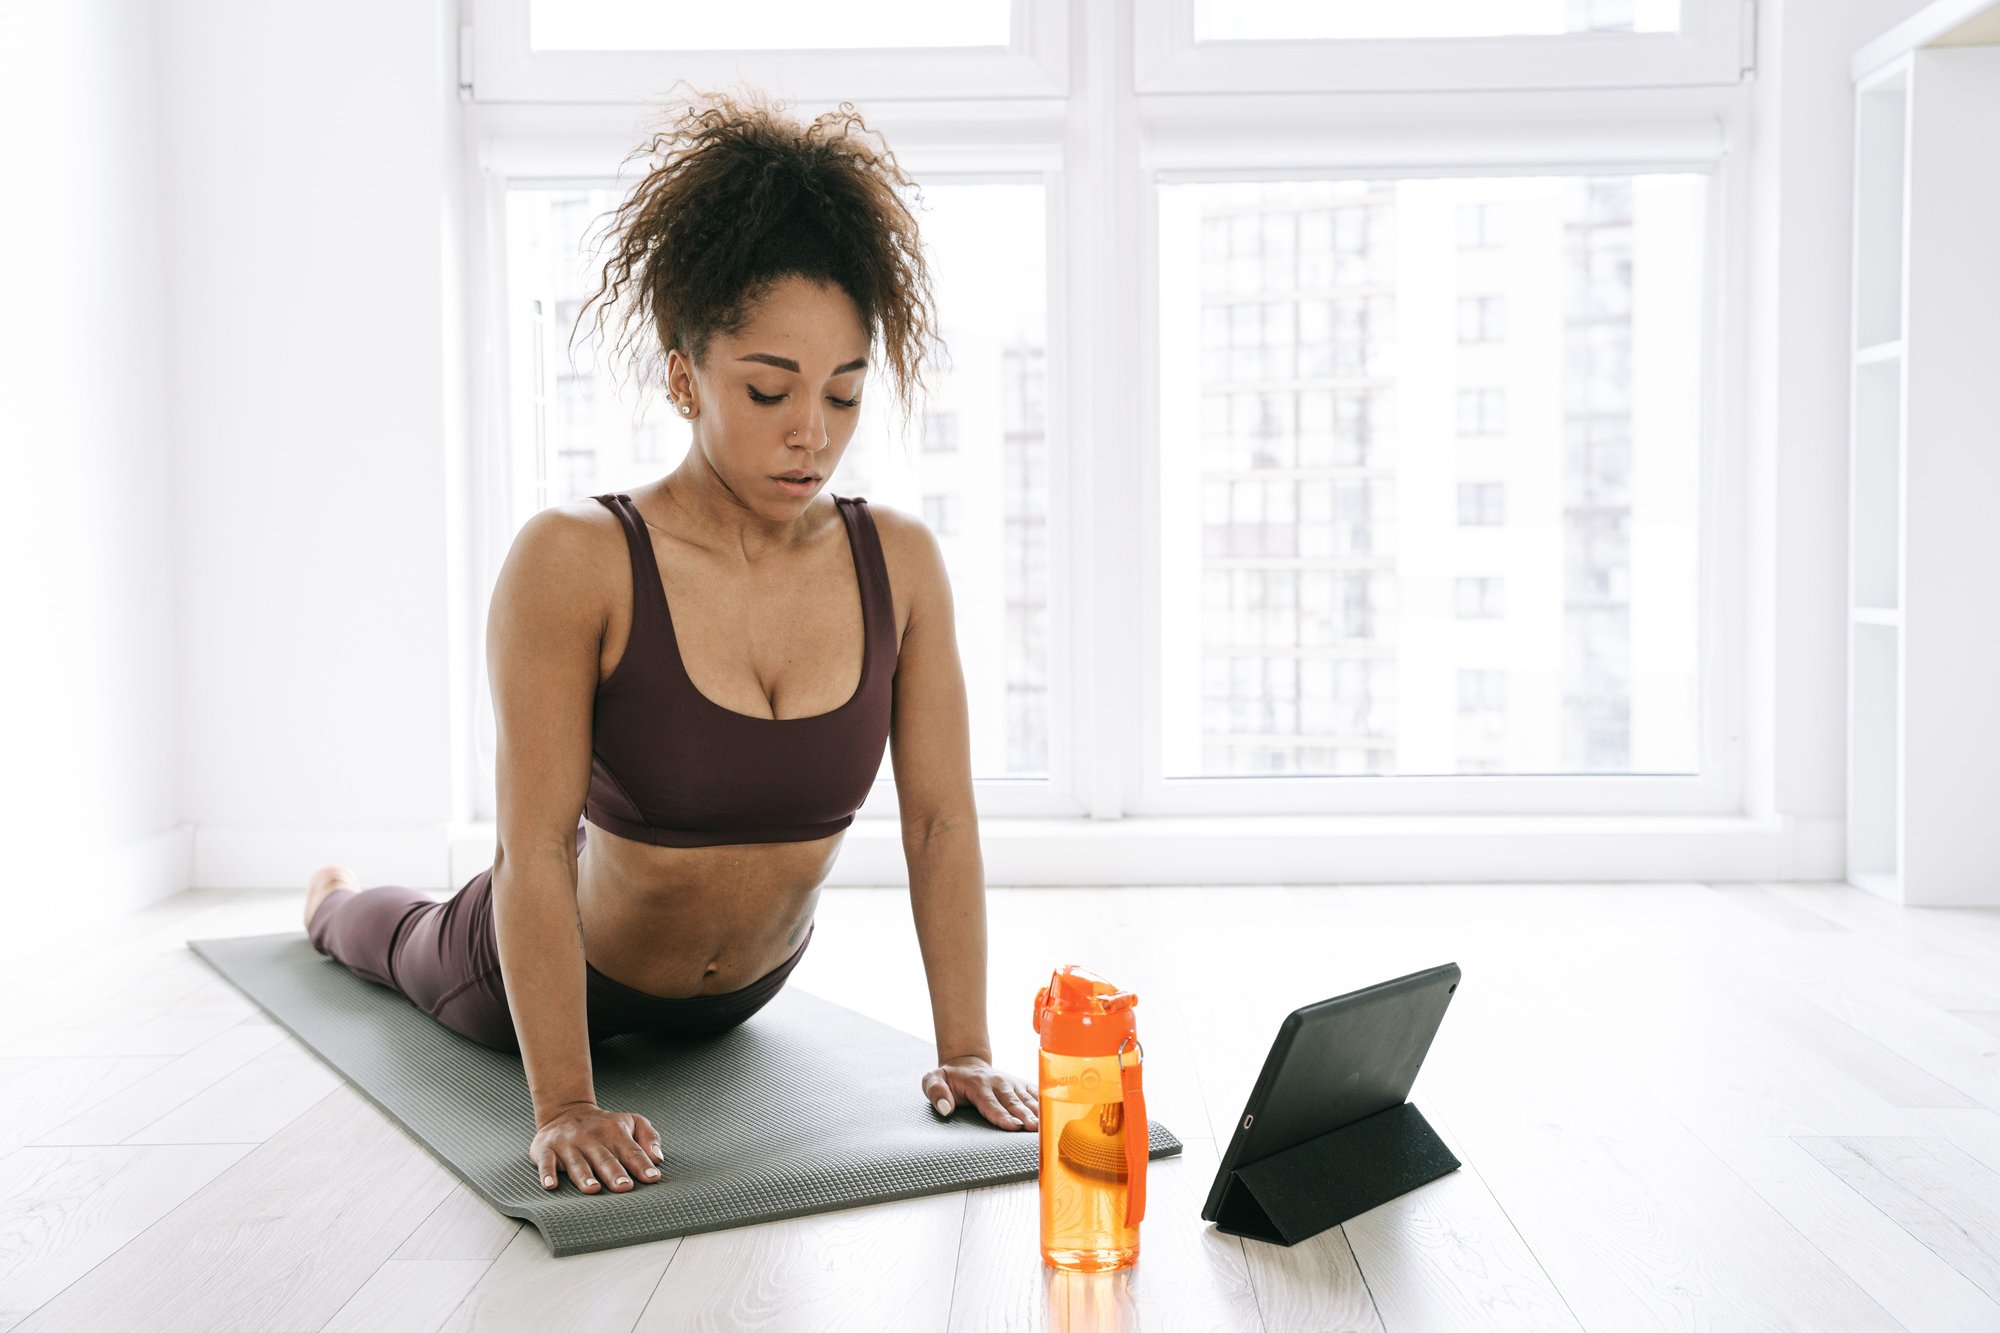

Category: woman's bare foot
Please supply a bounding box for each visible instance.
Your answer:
[304,864,359,929]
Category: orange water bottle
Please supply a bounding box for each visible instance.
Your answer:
[1034,965,1148,1271]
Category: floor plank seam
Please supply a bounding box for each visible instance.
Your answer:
[943,1187,970,1329]
[629,1231,681,1330]
[1454,1149,1589,1333]
[311,1254,384,1333]
[1335,1223,1379,1332]
[1797,1131,2000,1309]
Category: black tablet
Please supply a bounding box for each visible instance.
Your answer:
[1200,961,1462,1229]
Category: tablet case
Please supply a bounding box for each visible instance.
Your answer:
[1203,962,1462,1247]
[1208,1100,1460,1245]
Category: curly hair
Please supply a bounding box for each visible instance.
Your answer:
[572,81,946,443]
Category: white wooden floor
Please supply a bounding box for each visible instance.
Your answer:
[1,879,1998,1332]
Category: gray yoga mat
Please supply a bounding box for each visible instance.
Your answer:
[187,931,1183,1257]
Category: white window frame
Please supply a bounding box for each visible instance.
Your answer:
[466,0,1068,103]
[1136,0,1753,93]
[456,0,1760,834]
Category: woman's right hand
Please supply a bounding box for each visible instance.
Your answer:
[530,1101,664,1193]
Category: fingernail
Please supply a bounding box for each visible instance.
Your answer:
[935,1098,950,1115]
[543,1174,554,1187]
[643,1166,659,1178]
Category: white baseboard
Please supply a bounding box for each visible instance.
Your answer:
[1777,812,1846,882]
[2,823,193,948]
[192,822,456,891]
[7,813,1820,907]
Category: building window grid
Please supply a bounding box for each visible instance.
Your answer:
[921,410,960,453]
[1197,188,1402,775]
[1001,342,1049,774]
[1454,576,1507,619]
[1456,387,1507,437]
[1456,201,1506,250]
[1456,294,1507,344]
[922,492,960,537]
[1456,482,1506,526]
[1560,176,1637,771]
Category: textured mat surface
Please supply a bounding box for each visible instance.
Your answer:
[188,931,1183,1257]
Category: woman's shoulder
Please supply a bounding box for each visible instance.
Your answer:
[844,499,945,651]
[844,494,924,567]
[495,497,634,617]
[516,496,633,566]
[842,492,914,533]
[508,495,624,561]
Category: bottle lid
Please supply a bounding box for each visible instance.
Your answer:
[1033,964,1139,1056]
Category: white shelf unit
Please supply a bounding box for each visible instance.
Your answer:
[1846,32,2000,906]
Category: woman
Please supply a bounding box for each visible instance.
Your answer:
[302,85,1039,1199]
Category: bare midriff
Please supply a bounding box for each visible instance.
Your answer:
[574,821,836,998]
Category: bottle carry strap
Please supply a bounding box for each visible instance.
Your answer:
[1120,1039,1147,1227]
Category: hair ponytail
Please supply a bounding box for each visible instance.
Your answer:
[573,81,946,442]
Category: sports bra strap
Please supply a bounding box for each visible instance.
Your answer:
[595,493,670,637]
[837,496,897,664]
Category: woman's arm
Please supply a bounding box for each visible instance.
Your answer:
[881,510,1039,1131]
[486,507,602,1113]
[487,506,665,1194]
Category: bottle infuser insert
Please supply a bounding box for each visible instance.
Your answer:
[1056,1099,1126,1181]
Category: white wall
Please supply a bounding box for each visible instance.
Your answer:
[159,0,471,892]
[0,1,187,939]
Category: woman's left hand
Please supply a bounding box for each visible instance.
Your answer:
[922,1055,1040,1131]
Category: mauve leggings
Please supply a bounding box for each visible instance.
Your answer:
[307,818,813,1054]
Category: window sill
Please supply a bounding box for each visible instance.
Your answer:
[451,812,1785,887]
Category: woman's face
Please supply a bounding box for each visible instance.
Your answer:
[673,274,871,514]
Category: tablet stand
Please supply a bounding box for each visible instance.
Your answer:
[1209,1101,1461,1246]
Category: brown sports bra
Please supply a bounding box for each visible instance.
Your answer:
[585,492,896,847]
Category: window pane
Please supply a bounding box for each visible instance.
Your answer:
[503,180,1050,783]
[505,186,665,510]
[1194,0,1681,40]
[531,0,1010,51]
[1157,174,1706,778]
